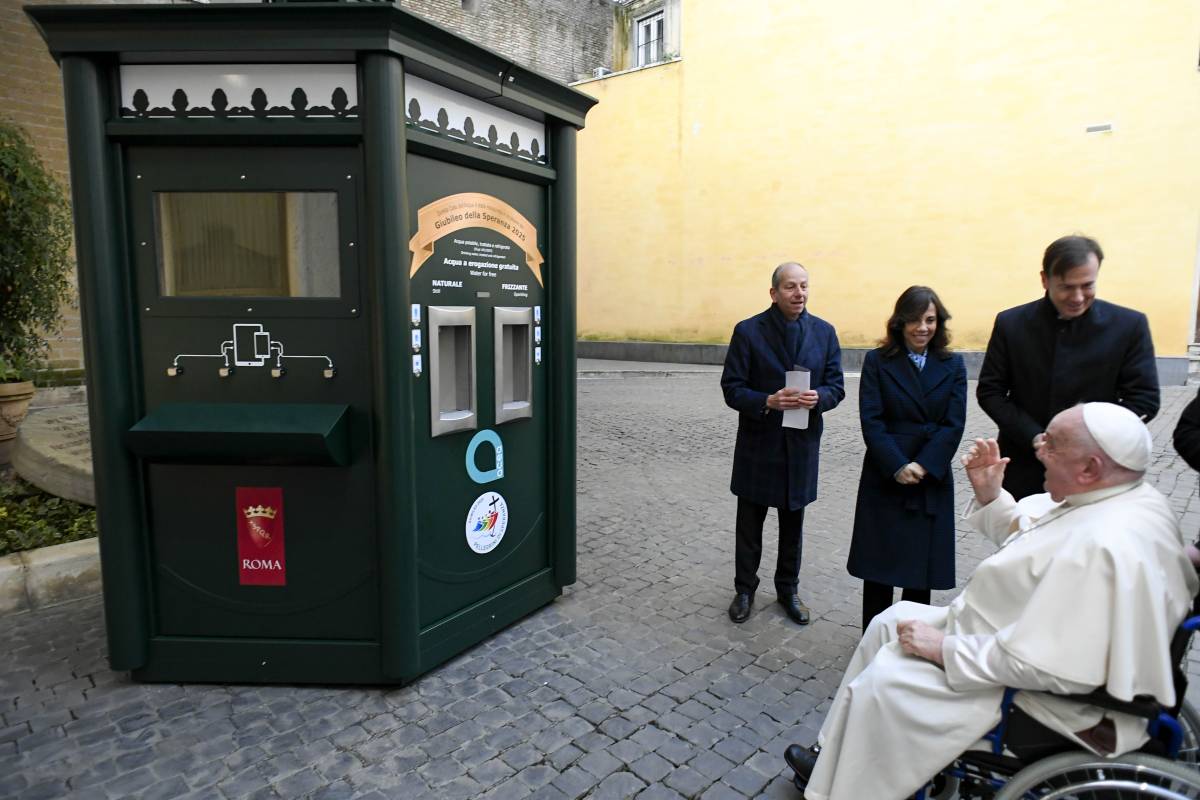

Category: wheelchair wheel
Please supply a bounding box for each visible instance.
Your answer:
[994,751,1200,799]
[1178,700,1200,766]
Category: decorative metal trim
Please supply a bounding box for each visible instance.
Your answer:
[404,74,546,164]
[120,64,358,120]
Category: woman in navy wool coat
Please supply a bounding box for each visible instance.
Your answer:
[847,286,967,632]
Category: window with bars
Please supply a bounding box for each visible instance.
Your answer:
[635,11,665,67]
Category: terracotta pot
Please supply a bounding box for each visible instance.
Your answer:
[0,380,36,465]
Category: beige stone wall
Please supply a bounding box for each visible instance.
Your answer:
[398,0,614,84]
[575,1,1200,355]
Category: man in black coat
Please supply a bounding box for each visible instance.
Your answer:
[721,262,845,626]
[1173,391,1200,472]
[977,235,1159,499]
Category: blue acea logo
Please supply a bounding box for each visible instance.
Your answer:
[465,429,504,484]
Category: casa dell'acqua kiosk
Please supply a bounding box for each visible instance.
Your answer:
[28,0,595,684]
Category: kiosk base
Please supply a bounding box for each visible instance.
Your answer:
[130,575,562,684]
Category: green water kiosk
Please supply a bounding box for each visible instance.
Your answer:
[29,0,595,683]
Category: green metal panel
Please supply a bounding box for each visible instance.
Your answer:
[133,638,384,684]
[61,55,151,671]
[124,142,382,680]
[404,153,554,674]
[549,124,578,588]
[127,402,352,465]
[361,52,421,680]
[405,127,556,186]
[144,462,378,641]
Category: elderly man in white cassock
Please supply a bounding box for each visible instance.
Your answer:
[785,402,1198,800]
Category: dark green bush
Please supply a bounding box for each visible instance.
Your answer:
[0,118,75,382]
[0,476,97,557]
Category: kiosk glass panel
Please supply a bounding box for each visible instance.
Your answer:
[155,191,340,298]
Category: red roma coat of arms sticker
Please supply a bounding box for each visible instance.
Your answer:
[236,486,286,586]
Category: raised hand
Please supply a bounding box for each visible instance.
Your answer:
[961,437,1008,506]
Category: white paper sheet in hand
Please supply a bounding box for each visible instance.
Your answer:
[783,368,810,430]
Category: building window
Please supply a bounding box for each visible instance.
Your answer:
[636,11,665,67]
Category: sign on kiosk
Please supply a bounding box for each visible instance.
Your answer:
[236,487,286,586]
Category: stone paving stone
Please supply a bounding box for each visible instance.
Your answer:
[699,782,748,800]
[309,780,357,800]
[723,762,772,796]
[599,715,640,741]
[629,751,673,784]
[1,379,1198,799]
[665,764,711,797]
[546,742,583,771]
[689,749,736,781]
[592,771,648,800]
[137,775,190,800]
[551,764,599,799]
[573,730,615,753]
[529,785,570,800]
[21,780,70,800]
[578,748,623,780]
[635,785,686,800]
[99,765,157,797]
[482,774,534,800]
[514,764,556,790]
[470,756,517,788]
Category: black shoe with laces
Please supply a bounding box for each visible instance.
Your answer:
[728,592,753,623]
[778,594,811,625]
[784,743,820,787]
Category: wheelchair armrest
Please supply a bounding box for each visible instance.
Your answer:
[1033,687,1163,721]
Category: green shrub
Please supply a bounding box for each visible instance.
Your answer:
[0,476,97,557]
[0,118,75,383]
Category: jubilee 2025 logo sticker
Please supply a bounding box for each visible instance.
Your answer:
[465,491,509,554]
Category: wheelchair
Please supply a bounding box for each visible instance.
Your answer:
[792,601,1200,799]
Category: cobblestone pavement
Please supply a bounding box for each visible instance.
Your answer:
[2,374,1199,800]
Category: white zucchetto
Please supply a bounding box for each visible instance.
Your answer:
[1081,402,1152,472]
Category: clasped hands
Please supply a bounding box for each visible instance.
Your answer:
[895,462,927,485]
[767,387,819,411]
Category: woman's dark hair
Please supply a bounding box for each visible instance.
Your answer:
[880,286,952,358]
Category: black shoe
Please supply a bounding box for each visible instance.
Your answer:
[778,594,811,625]
[728,592,754,623]
[784,743,820,785]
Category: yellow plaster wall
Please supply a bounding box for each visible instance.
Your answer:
[576,1,1200,354]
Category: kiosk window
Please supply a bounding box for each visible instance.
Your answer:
[155,192,340,298]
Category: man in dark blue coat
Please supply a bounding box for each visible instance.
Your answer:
[721,262,845,625]
[977,235,1159,500]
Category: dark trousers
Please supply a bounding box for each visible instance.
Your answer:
[861,580,930,632]
[734,497,804,596]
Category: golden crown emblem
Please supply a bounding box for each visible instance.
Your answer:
[243,505,278,520]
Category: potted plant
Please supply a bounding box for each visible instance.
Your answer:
[0,119,74,465]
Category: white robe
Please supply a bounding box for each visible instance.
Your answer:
[804,481,1198,800]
